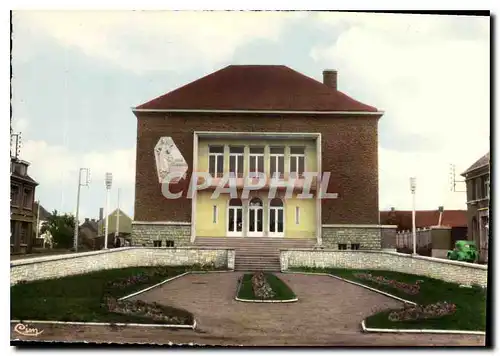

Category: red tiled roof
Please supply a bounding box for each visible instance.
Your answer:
[136,65,378,112]
[380,210,467,230]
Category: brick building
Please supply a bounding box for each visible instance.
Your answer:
[10,157,38,254]
[132,65,389,251]
[461,152,490,263]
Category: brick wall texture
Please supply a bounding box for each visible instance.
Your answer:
[10,247,235,285]
[280,250,487,287]
[134,113,380,224]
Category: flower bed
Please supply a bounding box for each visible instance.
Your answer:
[388,302,457,322]
[353,272,423,295]
[251,272,276,299]
[237,273,296,301]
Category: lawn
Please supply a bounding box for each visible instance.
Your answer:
[237,273,297,301]
[11,265,216,325]
[290,267,486,331]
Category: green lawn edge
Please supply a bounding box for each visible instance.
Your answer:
[237,273,297,301]
[289,267,486,331]
[11,264,222,325]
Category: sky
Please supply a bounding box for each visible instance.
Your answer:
[11,11,490,222]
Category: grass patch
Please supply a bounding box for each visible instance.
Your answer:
[237,273,296,301]
[11,264,220,324]
[289,267,486,331]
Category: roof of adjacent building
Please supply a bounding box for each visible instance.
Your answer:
[80,219,98,233]
[380,209,467,230]
[136,65,379,112]
[461,152,490,176]
[34,202,51,221]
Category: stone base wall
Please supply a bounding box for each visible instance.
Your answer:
[322,225,389,250]
[132,222,192,247]
[280,249,487,287]
[11,247,235,285]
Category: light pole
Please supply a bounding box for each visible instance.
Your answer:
[410,177,417,255]
[115,188,120,246]
[104,172,113,249]
[74,168,91,252]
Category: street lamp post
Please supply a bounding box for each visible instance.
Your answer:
[104,173,113,250]
[74,168,91,252]
[410,177,417,255]
[115,188,120,246]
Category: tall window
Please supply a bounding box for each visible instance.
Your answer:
[229,146,244,178]
[270,147,285,178]
[249,147,264,177]
[11,185,19,206]
[23,188,32,209]
[290,147,305,178]
[213,205,218,224]
[208,146,224,178]
[481,176,490,199]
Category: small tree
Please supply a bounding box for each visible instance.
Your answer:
[40,210,77,249]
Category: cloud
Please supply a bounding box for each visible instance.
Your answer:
[21,139,136,187]
[13,11,302,74]
[311,13,490,210]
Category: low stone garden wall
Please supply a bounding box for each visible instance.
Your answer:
[280,249,487,287]
[11,247,235,285]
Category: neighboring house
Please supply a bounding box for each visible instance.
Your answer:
[379,208,468,231]
[132,65,385,249]
[10,157,38,254]
[33,201,51,245]
[461,152,490,263]
[97,209,133,247]
[79,218,99,248]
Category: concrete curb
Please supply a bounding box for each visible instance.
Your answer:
[282,270,416,305]
[284,270,485,336]
[11,319,196,330]
[12,269,234,332]
[234,274,298,303]
[361,320,485,336]
[118,272,191,301]
[119,269,234,301]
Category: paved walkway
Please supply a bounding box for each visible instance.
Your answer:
[11,272,486,346]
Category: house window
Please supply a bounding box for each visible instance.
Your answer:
[10,221,15,245]
[208,146,224,178]
[295,206,300,225]
[23,188,32,209]
[290,147,305,178]
[20,222,27,244]
[338,244,347,250]
[481,176,490,199]
[229,146,244,178]
[11,185,19,206]
[165,240,174,247]
[350,243,360,250]
[249,147,264,177]
[270,146,285,178]
[153,240,162,247]
[470,179,476,201]
[213,205,218,224]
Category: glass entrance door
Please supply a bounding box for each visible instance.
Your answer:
[247,197,264,237]
[227,199,243,237]
[269,198,284,237]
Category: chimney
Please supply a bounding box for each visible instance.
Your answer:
[85,218,89,223]
[91,219,95,222]
[99,208,104,220]
[390,207,395,212]
[323,69,337,90]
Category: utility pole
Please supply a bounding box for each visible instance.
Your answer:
[104,172,113,250]
[115,188,120,246]
[410,177,417,255]
[74,168,91,252]
[35,200,40,240]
